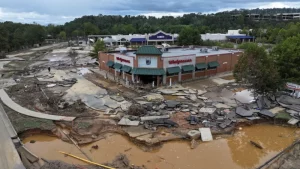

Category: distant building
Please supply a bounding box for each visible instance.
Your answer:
[98,45,242,86]
[88,30,179,46]
[201,30,255,43]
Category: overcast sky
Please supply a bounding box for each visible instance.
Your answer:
[0,0,300,25]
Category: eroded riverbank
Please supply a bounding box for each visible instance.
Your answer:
[23,124,300,169]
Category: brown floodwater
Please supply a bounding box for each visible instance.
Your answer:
[23,124,300,169]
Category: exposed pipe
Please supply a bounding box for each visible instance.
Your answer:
[58,151,115,169]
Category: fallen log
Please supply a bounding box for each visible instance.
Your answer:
[250,141,263,149]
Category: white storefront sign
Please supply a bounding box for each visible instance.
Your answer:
[163,55,196,68]
[114,54,134,67]
[138,56,158,68]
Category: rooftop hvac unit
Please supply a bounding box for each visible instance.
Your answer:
[189,45,195,49]
[161,47,169,52]
[212,46,219,51]
[200,48,208,53]
[120,47,127,54]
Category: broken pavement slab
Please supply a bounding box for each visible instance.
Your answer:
[187,130,201,139]
[288,118,299,125]
[235,90,255,104]
[199,107,216,114]
[269,107,285,115]
[118,117,139,126]
[219,119,232,129]
[110,95,125,102]
[214,103,232,109]
[143,93,164,102]
[236,107,253,117]
[0,89,75,121]
[188,94,198,101]
[197,89,207,95]
[141,115,170,121]
[165,100,180,108]
[172,92,189,96]
[199,128,213,142]
[82,95,107,111]
[258,110,275,118]
[158,89,178,95]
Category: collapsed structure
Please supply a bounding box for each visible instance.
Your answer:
[98,46,243,86]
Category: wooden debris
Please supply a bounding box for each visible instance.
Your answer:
[250,141,263,149]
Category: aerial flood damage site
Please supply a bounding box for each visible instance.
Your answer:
[0,41,300,169]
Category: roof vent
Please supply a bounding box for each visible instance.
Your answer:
[161,47,169,52]
[200,48,208,53]
[189,45,195,50]
[212,46,219,51]
[120,47,127,54]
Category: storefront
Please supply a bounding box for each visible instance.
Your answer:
[99,45,242,87]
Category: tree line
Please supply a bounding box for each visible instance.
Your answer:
[1,8,300,52]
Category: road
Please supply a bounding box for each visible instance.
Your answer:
[0,104,25,169]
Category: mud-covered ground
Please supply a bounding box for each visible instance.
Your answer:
[41,154,146,169]
[266,141,300,169]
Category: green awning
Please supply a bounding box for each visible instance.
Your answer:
[182,65,194,72]
[208,61,220,68]
[106,60,114,67]
[113,63,122,69]
[195,63,207,69]
[132,68,165,75]
[167,67,181,74]
[121,65,132,73]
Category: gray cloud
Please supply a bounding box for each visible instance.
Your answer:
[0,0,300,24]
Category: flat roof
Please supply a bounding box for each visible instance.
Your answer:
[124,48,241,58]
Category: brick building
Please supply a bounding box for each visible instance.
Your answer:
[98,46,242,86]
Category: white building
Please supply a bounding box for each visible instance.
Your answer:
[201,29,246,41]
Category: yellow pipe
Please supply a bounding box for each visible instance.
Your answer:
[58,151,115,169]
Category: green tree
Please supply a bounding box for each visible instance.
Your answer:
[272,35,300,83]
[24,25,46,46]
[58,31,67,40]
[0,26,10,51]
[12,28,25,49]
[177,27,202,46]
[89,40,106,58]
[84,22,100,35]
[234,43,281,95]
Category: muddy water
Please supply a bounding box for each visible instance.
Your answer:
[23,124,299,169]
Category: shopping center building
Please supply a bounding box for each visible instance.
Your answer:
[98,46,243,86]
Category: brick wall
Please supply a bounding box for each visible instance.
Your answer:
[181,73,193,81]
[124,73,132,81]
[217,53,231,73]
[196,56,206,63]
[195,71,205,78]
[99,52,114,72]
[157,57,163,68]
[231,52,242,70]
[206,55,218,63]
[206,69,217,76]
